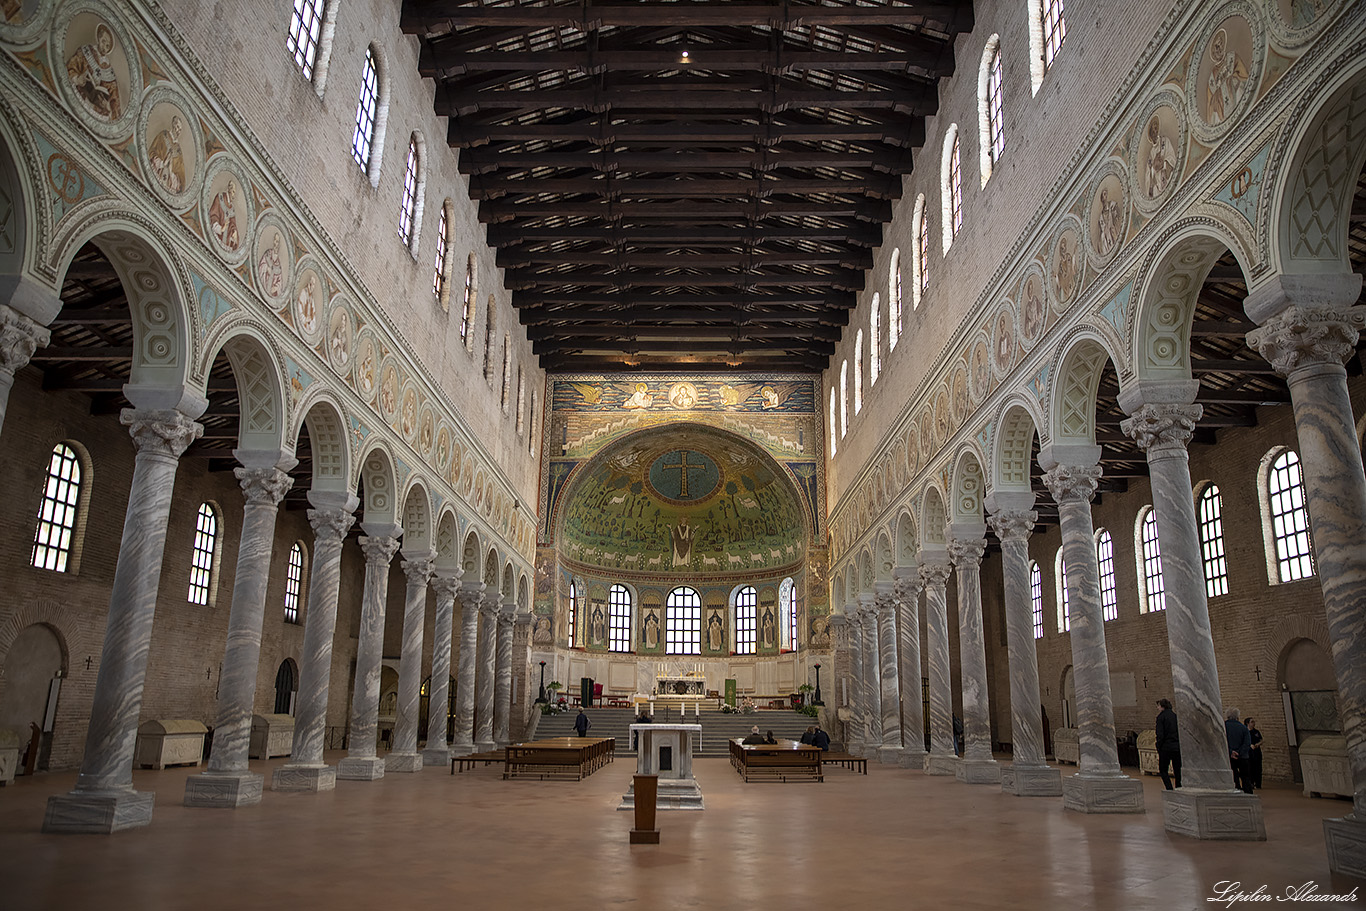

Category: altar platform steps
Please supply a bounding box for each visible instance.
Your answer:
[532,706,816,757]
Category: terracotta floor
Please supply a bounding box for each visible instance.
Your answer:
[0,753,1360,911]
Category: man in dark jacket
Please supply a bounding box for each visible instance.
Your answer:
[741,725,766,745]
[800,726,816,745]
[1225,707,1253,793]
[811,726,831,751]
[1155,698,1181,790]
[574,708,591,738]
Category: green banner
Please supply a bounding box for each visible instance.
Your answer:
[724,679,737,707]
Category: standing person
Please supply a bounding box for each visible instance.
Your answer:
[1246,717,1263,791]
[1155,698,1181,790]
[574,708,591,738]
[1225,707,1253,794]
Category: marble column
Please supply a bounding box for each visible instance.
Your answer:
[1041,454,1144,813]
[948,535,1000,784]
[1246,275,1366,872]
[184,462,294,808]
[858,595,883,753]
[987,504,1062,797]
[44,408,203,833]
[843,603,865,755]
[919,556,958,775]
[493,600,515,747]
[875,585,903,763]
[0,303,50,439]
[270,495,357,792]
[1120,393,1264,838]
[336,530,401,781]
[422,571,461,766]
[388,552,435,772]
[451,581,484,753]
[474,594,499,752]
[895,572,927,769]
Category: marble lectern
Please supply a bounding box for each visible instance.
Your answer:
[619,724,704,811]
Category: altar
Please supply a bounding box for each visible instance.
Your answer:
[656,675,706,697]
[618,724,704,811]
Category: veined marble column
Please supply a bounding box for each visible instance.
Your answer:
[875,585,903,763]
[949,536,1000,784]
[987,505,1062,797]
[270,496,357,792]
[843,603,865,755]
[43,408,202,833]
[336,531,401,781]
[0,303,50,439]
[452,581,484,753]
[1121,395,1264,838]
[493,601,515,747]
[185,462,294,809]
[1042,457,1144,814]
[858,596,883,754]
[1246,276,1366,873]
[895,573,927,769]
[388,552,435,772]
[422,571,462,765]
[474,595,499,752]
[919,557,958,775]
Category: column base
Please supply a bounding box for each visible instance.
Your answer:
[385,752,423,773]
[1000,763,1063,796]
[475,740,496,753]
[336,756,386,780]
[876,746,903,764]
[183,770,264,808]
[421,747,452,766]
[954,757,1001,784]
[1324,815,1366,879]
[924,752,959,775]
[898,748,928,770]
[1062,774,1145,814]
[271,763,336,792]
[451,740,475,756]
[43,790,155,833]
[1160,788,1265,840]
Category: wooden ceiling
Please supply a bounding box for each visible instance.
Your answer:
[401,0,974,372]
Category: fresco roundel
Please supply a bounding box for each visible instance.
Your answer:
[647,449,720,503]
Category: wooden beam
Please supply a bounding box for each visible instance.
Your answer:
[30,346,134,361]
[472,175,902,201]
[503,269,864,290]
[404,3,966,32]
[526,321,842,340]
[498,250,872,269]
[458,148,913,175]
[488,223,883,246]
[479,198,892,223]
[434,48,949,78]
[438,85,937,118]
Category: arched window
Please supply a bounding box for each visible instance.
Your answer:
[888,248,902,350]
[188,502,220,606]
[940,126,962,253]
[527,391,537,453]
[1029,560,1043,639]
[484,298,497,383]
[1197,484,1229,597]
[351,47,380,171]
[1095,529,1117,621]
[398,136,421,250]
[608,584,632,653]
[839,360,849,437]
[735,586,758,655]
[287,0,327,80]
[284,541,306,624]
[978,38,1005,185]
[829,388,838,457]
[1138,506,1166,612]
[780,577,797,651]
[432,201,452,307]
[461,254,477,347]
[516,368,526,435]
[30,442,85,573]
[567,579,580,647]
[869,295,881,386]
[915,195,929,301]
[1055,548,1069,632]
[500,334,512,411]
[1029,0,1067,92]
[853,330,864,414]
[665,586,702,655]
[1266,449,1315,582]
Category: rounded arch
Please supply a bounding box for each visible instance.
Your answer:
[204,325,288,454]
[0,100,38,287]
[433,507,460,572]
[461,529,482,576]
[895,508,919,566]
[857,547,875,591]
[939,123,962,254]
[920,485,949,550]
[403,130,428,255]
[502,560,515,600]
[1049,331,1122,445]
[358,440,399,527]
[482,547,499,587]
[518,573,530,610]
[831,571,845,610]
[993,399,1043,495]
[977,33,1003,187]
[358,43,392,187]
[887,247,902,349]
[949,446,986,525]
[874,529,894,581]
[910,193,928,308]
[294,393,350,493]
[400,479,433,554]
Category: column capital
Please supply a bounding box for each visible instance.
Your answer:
[1043,463,1102,505]
[0,304,50,374]
[234,466,293,507]
[1120,403,1202,455]
[1246,304,1366,376]
[357,533,400,566]
[988,509,1037,543]
[401,552,436,585]
[480,594,501,616]
[874,590,896,617]
[430,571,462,600]
[893,574,923,603]
[120,408,203,458]
[948,538,986,568]
[918,561,953,588]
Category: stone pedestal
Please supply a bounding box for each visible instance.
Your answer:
[1001,763,1064,796]
[183,770,263,808]
[42,790,155,834]
[955,757,1002,784]
[925,753,959,776]
[876,746,903,764]
[335,756,385,780]
[619,724,704,811]
[270,764,336,792]
[1323,816,1366,880]
[1161,788,1266,840]
[421,746,452,767]
[1062,774,1145,813]
[899,748,928,770]
[384,753,423,773]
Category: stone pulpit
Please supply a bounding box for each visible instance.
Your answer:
[619,723,704,811]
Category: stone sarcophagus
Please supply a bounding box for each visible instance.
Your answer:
[1053,727,1079,765]
[1299,734,1351,799]
[135,719,208,770]
[1137,729,1159,776]
[0,727,22,785]
[249,714,295,759]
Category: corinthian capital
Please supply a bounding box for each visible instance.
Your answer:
[1247,305,1366,375]
[0,305,50,373]
[918,561,952,588]
[1043,463,1102,505]
[1120,403,1202,455]
[875,591,896,617]
[120,408,203,458]
[235,466,293,506]
[893,575,923,604]
[988,509,1036,544]
[359,534,400,566]
[311,506,357,545]
[948,538,986,569]
[430,572,462,600]
[402,553,436,586]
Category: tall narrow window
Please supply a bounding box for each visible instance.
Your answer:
[484,300,497,382]
[1096,529,1117,621]
[188,502,219,606]
[869,297,881,385]
[287,0,326,80]
[30,442,83,573]
[665,586,702,655]
[500,335,512,411]
[888,248,902,350]
[1042,0,1067,71]
[1198,484,1229,597]
[608,584,632,653]
[1268,449,1315,582]
[916,198,930,299]
[567,579,579,647]
[1056,549,1070,632]
[398,138,420,247]
[839,360,848,438]
[432,203,450,306]
[780,578,797,651]
[1139,506,1166,612]
[461,255,476,346]
[516,369,526,435]
[1029,560,1044,639]
[284,542,306,624]
[853,330,864,414]
[735,586,758,655]
[527,391,537,453]
[942,129,963,251]
[351,48,379,169]
[980,41,1006,185]
[829,389,838,457]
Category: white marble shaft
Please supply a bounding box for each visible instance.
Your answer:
[919,559,957,769]
[493,602,515,746]
[1044,464,1125,779]
[0,303,51,438]
[338,533,400,778]
[843,603,865,752]
[45,409,201,832]
[423,572,461,764]
[474,595,499,750]
[858,597,883,749]
[389,553,435,770]
[988,510,1050,771]
[875,588,902,755]
[949,537,996,771]
[1121,402,1236,790]
[452,582,484,752]
[895,574,927,766]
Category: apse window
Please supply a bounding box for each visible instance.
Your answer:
[284,541,306,624]
[351,47,379,169]
[188,502,220,606]
[567,579,580,647]
[735,585,757,655]
[665,586,702,655]
[30,442,84,573]
[608,584,632,653]
[287,0,326,80]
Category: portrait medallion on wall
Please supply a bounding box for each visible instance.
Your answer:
[991,303,1018,378]
[399,382,419,441]
[1087,167,1129,267]
[351,327,377,398]
[950,364,969,424]
[139,89,200,210]
[919,406,935,459]
[969,335,992,402]
[1189,9,1264,142]
[201,160,253,265]
[1050,223,1082,312]
[291,263,324,345]
[58,11,139,139]
[417,402,435,457]
[668,382,698,409]
[1271,0,1333,45]
[1131,97,1187,212]
[376,357,400,423]
[435,422,451,469]
[934,386,951,444]
[1018,270,1047,346]
[0,0,48,42]
[905,427,920,478]
[253,217,292,306]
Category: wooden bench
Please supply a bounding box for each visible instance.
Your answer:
[820,751,868,774]
[730,738,823,783]
[503,737,616,780]
[450,750,505,774]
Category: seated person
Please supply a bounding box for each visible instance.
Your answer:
[764,730,777,745]
[812,726,831,751]
[800,726,816,745]
[636,710,653,725]
[741,725,766,745]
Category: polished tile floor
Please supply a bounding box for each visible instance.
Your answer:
[0,753,1360,911]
